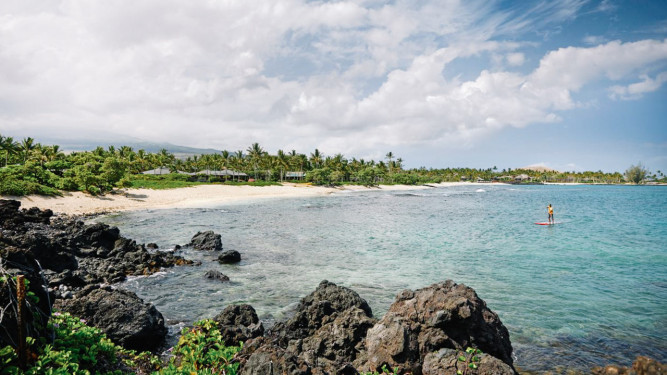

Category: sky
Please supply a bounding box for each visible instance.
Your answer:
[1,0,666,173]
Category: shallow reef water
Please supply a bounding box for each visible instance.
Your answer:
[99,184,667,372]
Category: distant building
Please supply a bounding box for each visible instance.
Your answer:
[195,169,248,181]
[141,167,172,175]
[141,167,194,175]
[285,171,306,180]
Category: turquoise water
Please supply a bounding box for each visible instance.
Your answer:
[98,185,667,372]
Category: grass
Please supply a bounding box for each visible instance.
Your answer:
[128,175,281,190]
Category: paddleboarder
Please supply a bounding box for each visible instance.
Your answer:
[547,204,554,224]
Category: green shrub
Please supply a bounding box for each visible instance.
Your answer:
[160,320,241,375]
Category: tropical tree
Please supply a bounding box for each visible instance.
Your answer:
[276,149,289,181]
[246,143,265,179]
[0,135,18,166]
[309,149,323,169]
[625,163,649,184]
[20,137,36,163]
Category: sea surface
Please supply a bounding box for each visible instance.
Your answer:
[97,184,667,373]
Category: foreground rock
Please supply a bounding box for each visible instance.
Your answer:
[0,199,191,350]
[422,348,514,375]
[236,280,517,375]
[363,280,515,374]
[213,304,264,346]
[188,230,222,250]
[0,200,193,294]
[54,285,167,352]
[239,280,378,375]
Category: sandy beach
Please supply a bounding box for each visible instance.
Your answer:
[3,182,473,216]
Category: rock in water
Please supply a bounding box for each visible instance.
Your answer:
[54,285,167,352]
[592,356,666,375]
[204,270,230,282]
[363,280,515,374]
[188,230,222,250]
[218,250,241,263]
[213,304,264,346]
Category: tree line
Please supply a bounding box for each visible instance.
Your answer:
[0,134,659,196]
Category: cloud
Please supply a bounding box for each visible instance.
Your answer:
[506,52,525,66]
[609,72,667,100]
[0,1,666,161]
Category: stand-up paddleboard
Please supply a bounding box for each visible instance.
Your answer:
[535,222,559,225]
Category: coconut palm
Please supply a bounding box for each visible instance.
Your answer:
[20,137,36,164]
[246,143,266,180]
[0,136,18,166]
[309,149,323,169]
[276,149,289,181]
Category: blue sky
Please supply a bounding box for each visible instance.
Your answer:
[0,0,665,173]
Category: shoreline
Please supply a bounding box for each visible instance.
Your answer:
[2,182,478,216]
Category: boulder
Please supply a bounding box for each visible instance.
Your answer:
[54,285,167,352]
[240,337,310,375]
[422,348,515,375]
[218,250,241,264]
[240,280,377,375]
[204,270,230,282]
[188,230,222,250]
[273,280,374,345]
[363,280,515,374]
[213,304,264,346]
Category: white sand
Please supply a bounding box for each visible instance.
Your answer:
[3,182,478,216]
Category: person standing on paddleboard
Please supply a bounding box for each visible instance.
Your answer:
[547,204,554,224]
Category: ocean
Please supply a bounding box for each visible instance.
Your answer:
[97,184,667,372]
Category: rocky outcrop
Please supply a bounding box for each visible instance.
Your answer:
[188,230,222,250]
[422,348,514,375]
[593,356,666,375]
[362,280,515,374]
[239,280,377,375]
[0,200,193,295]
[213,304,264,346]
[0,199,192,350]
[54,285,167,352]
[204,270,230,282]
[218,250,241,264]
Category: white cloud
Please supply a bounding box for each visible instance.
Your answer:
[609,72,667,100]
[506,52,525,66]
[0,1,665,161]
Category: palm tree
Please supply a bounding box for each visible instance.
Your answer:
[20,137,36,164]
[309,149,323,169]
[246,143,265,180]
[386,152,394,173]
[0,136,18,166]
[276,149,289,181]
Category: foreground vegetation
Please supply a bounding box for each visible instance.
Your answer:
[0,134,661,196]
[1,313,242,375]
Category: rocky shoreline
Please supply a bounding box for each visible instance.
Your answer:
[0,199,663,374]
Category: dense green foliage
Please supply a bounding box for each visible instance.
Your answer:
[624,163,649,184]
[160,320,241,375]
[1,133,654,196]
[0,314,243,375]
[1,312,132,374]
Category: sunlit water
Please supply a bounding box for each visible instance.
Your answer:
[97,184,667,372]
